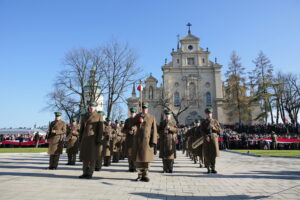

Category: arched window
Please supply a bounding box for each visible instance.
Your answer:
[174,92,180,107]
[206,92,212,106]
[149,86,154,99]
[189,82,196,99]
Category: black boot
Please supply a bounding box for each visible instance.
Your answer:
[79,174,88,178]
[141,177,150,182]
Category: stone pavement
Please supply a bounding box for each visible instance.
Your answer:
[0,151,299,200]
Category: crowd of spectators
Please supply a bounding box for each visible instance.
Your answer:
[224,123,300,135]
[0,132,46,147]
[219,123,300,150]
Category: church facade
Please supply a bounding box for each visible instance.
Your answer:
[127,28,260,125]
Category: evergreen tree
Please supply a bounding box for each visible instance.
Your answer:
[224,51,252,125]
[252,51,274,124]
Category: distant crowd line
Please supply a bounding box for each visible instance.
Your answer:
[1,123,300,150]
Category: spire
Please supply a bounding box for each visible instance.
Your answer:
[132,82,136,97]
[186,22,192,34]
[176,34,180,50]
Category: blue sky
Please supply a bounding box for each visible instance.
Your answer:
[0,0,299,128]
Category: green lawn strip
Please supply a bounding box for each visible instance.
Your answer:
[0,148,50,153]
[231,150,300,157]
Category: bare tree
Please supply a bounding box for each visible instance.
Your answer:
[272,72,287,124]
[158,91,191,125]
[46,86,78,122]
[282,73,300,124]
[45,47,107,121]
[110,103,126,121]
[101,40,141,118]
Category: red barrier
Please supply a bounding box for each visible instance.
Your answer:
[1,140,48,146]
[218,138,300,143]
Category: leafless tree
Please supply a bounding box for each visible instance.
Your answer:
[46,40,141,121]
[46,86,78,122]
[101,40,141,118]
[158,91,191,125]
[110,103,126,122]
[282,73,300,124]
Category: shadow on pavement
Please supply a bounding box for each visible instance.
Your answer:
[245,170,300,176]
[0,165,82,170]
[0,171,132,181]
[0,161,48,165]
[130,192,269,200]
[0,171,86,179]
[169,172,300,180]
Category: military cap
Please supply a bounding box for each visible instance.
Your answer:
[89,101,98,107]
[97,111,105,116]
[142,102,149,108]
[115,120,119,124]
[105,117,111,122]
[205,107,213,113]
[195,119,200,123]
[120,121,124,124]
[130,108,137,113]
[164,110,172,115]
[71,117,77,122]
[54,112,62,116]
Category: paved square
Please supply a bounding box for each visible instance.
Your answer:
[0,151,299,200]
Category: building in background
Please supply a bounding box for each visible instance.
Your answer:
[127,26,260,125]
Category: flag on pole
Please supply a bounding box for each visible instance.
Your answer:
[137,84,143,92]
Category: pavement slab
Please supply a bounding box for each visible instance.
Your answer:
[0,151,299,200]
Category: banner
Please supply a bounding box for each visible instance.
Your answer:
[218,138,300,143]
[1,140,48,146]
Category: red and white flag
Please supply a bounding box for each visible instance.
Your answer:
[137,84,143,92]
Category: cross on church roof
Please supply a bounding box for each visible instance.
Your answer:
[186,22,192,34]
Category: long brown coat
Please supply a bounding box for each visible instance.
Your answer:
[194,126,204,157]
[158,119,177,159]
[103,123,113,157]
[47,120,66,155]
[200,118,221,158]
[66,125,80,154]
[123,117,137,157]
[132,113,158,163]
[79,111,103,161]
[112,126,122,153]
[190,126,200,155]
